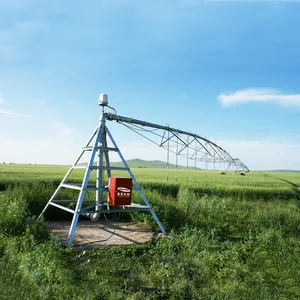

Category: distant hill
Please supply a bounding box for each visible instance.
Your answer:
[110,159,195,169]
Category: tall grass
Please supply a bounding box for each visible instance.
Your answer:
[0,167,300,299]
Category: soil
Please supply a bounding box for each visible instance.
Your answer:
[48,220,154,248]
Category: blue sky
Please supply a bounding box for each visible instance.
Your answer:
[1,0,300,169]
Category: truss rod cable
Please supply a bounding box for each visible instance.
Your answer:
[109,113,248,171]
[190,139,211,158]
[121,124,194,159]
[121,123,191,152]
[125,122,160,133]
[172,132,190,148]
[120,123,192,157]
[119,124,189,154]
[178,137,196,155]
[122,123,168,140]
[123,122,213,166]
[121,123,162,148]
[123,123,183,159]
[124,122,234,165]
[122,123,185,158]
[160,130,166,146]
[207,144,224,160]
[204,142,224,161]
[107,113,231,155]
[123,122,202,155]
[161,132,175,147]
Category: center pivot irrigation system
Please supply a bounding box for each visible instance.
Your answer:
[39,94,248,246]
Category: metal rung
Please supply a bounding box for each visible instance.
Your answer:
[60,183,107,191]
[80,183,108,191]
[78,207,151,214]
[52,200,96,203]
[82,146,119,152]
[61,183,82,190]
[72,165,87,169]
[82,146,93,151]
[72,165,127,171]
[49,202,75,214]
[90,166,129,171]
[127,203,150,208]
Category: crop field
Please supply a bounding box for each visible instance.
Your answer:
[0,164,300,299]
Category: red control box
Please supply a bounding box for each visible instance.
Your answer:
[108,177,132,206]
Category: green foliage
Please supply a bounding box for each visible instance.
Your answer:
[0,165,300,299]
[0,191,49,240]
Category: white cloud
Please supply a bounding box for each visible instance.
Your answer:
[0,109,37,118]
[218,88,300,107]
[0,98,3,104]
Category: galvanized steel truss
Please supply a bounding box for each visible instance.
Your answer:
[106,113,249,174]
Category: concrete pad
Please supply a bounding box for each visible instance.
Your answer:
[48,220,154,248]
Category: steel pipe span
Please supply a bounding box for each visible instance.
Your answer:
[105,113,249,172]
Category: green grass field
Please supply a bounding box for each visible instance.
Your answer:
[0,164,300,299]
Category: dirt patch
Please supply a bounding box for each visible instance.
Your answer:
[48,220,154,248]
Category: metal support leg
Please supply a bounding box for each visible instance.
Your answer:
[103,129,112,179]
[106,127,166,235]
[186,136,189,180]
[67,124,105,245]
[93,134,104,221]
[176,136,178,182]
[166,126,169,181]
[92,110,107,222]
